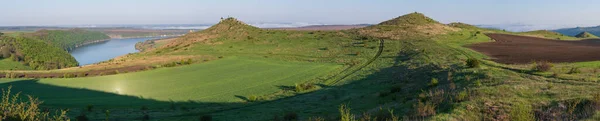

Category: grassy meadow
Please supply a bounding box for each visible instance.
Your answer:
[0,56,342,105]
[3,13,600,120]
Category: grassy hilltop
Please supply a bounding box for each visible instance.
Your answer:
[2,13,600,121]
[575,31,600,38]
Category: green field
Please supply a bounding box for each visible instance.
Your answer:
[0,56,341,108]
[4,13,600,121]
[0,59,31,70]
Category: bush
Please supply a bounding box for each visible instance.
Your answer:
[76,113,89,121]
[295,83,316,92]
[415,101,436,117]
[63,73,74,78]
[474,80,482,87]
[455,90,468,102]
[510,103,534,121]
[86,105,94,112]
[0,86,70,121]
[247,95,260,102]
[532,61,553,72]
[466,58,480,68]
[142,114,150,121]
[77,73,86,77]
[390,85,402,93]
[339,104,355,121]
[429,78,439,87]
[283,112,298,121]
[567,67,581,74]
[200,115,212,121]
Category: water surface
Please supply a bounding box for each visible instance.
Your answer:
[69,37,163,65]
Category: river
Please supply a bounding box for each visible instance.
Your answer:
[69,37,164,66]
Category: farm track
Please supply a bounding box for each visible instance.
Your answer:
[176,39,385,117]
[329,39,385,85]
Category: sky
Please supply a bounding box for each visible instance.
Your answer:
[2,0,600,30]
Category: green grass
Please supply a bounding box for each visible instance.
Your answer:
[519,30,580,40]
[0,59,31,70]
[5,14,600,120]
[0,56,341,107]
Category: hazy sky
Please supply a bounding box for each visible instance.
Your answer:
[2,0,600,27]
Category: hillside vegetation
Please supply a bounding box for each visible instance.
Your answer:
[3,13,600,121]
[0,35,78,70]
[26,29,110,51]
[555,26,600,37]
[575,31,599,38]
[357,12,458,40]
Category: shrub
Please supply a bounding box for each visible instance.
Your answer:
[474,80,482,87]
[532,61,553,72]
[415,101,436,117]
[455,90,468,102]
[104,110,111,121]
[567,67,581,74]
[247,95,260,102]
[510,103,534,121]
[0,86,70,121]
[86,105,94,112]
[339,104,355,121]
[77,73,86,77]
[429,78,439,87]
[76,113,89,121]
[142,114,150,121]
[466,58,480,68]
[295,83,316,92]
[63,73,74,78]
[200,115,212,121]
[390,85,402,93]
[283,112,298,121]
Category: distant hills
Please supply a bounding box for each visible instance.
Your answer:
[554,26,600,38]
[574,31,599,38]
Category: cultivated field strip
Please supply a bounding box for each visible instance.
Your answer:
[0,56,341,107]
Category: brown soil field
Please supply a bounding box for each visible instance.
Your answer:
[268,25,368,31]
[469,33,600,64]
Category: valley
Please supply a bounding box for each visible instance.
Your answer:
[1,6,600,121]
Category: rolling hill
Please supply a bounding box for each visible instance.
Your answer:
[0,35,78,70]
[3,13,600,121]
[575,31,599,38]
[25,29,110,51]
[554,26,600,37]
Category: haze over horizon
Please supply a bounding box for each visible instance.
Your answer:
[2,0,600,31]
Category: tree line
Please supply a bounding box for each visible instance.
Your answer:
[26,29,110,51]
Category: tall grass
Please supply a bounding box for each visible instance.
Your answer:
[339,104,355,121]
[0,86,69,121]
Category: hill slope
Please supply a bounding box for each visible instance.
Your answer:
[356,12,458,40]
[0,36,78,70]
[554,26,600,37]
[26,29,110,51]
[4,13,600,121]
[575,31,599,38]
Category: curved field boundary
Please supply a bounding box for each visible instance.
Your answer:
[176,39,386,117]
[328,39,385,85]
